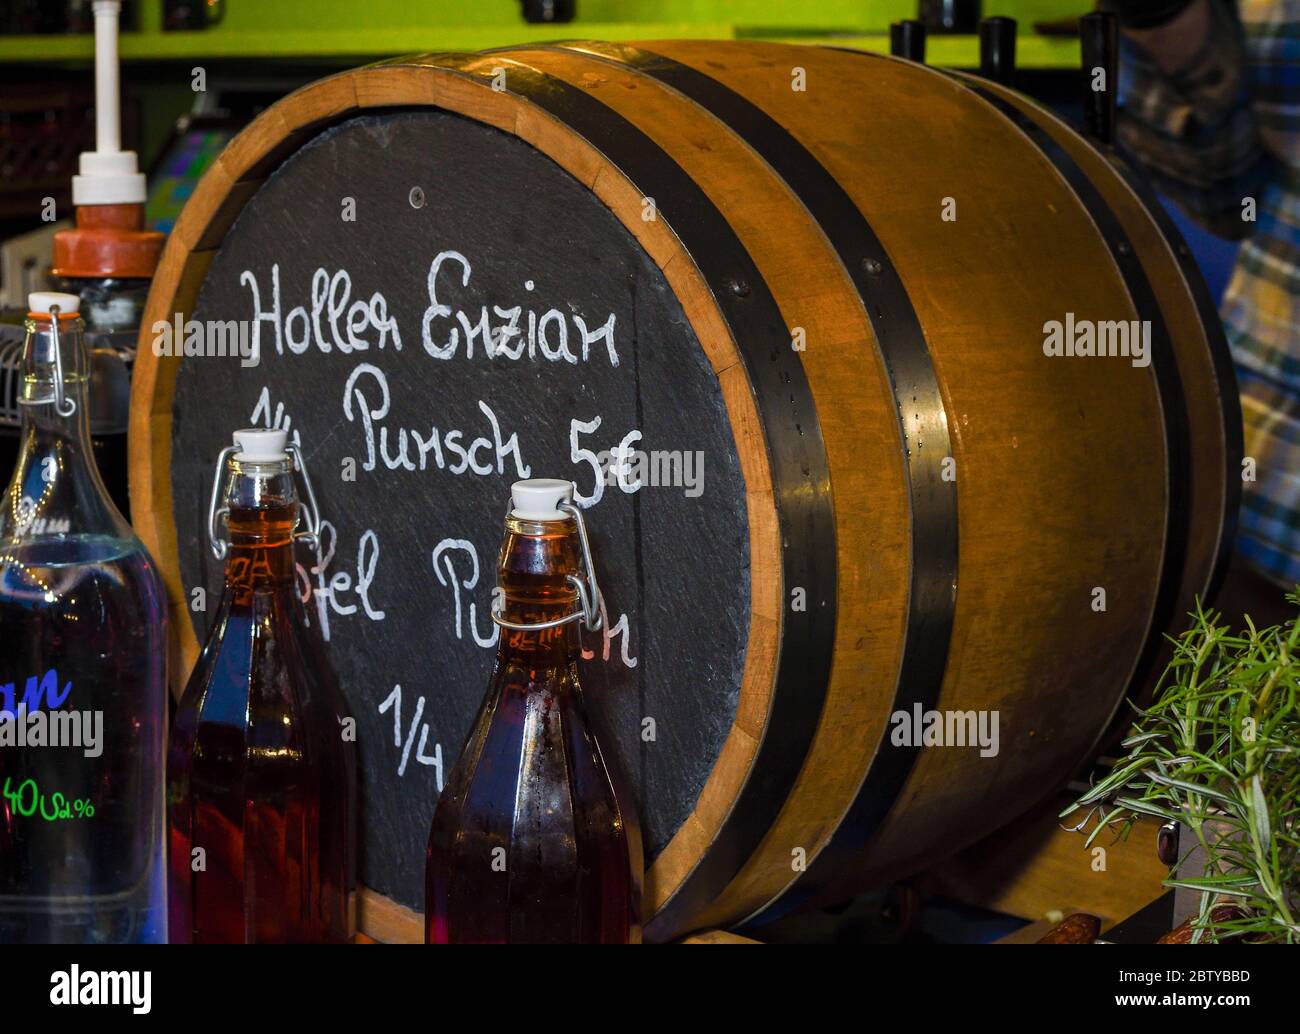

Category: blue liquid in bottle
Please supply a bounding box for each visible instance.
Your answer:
[0,295,168,943]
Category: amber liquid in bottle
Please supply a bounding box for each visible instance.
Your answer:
[168,452,356,943]
[425,509,641,943]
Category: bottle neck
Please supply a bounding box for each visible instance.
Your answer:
[220,460,300,593]
[495,514,584,670]
[2,314,124,544]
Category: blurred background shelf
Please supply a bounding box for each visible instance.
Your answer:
[0,0,1086,66]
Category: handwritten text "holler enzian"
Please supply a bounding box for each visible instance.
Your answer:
[238,250,620,367]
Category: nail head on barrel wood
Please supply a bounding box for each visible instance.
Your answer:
[1156,821,1178,866]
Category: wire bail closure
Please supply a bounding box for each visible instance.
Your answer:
[491,500,605,634]
[18,303,77,417]
[207,439,323,560]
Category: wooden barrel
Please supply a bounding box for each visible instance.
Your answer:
[130,41,1238,942]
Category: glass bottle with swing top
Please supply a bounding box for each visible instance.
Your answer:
[167,428,357,943]
[425,478,642,943]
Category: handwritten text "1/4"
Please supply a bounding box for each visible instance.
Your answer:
[378,683,442,785]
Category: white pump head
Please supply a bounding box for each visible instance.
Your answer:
[28,291,81,315]
[510,479,574,521]
[232,428,289,463]
[71,1,146,206]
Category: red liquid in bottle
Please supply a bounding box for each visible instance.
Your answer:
[168,453,356,943]
[425,507,641,943]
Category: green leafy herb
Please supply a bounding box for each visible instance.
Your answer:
[1063,593,1300,943]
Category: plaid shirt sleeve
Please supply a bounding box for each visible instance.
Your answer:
[1116,0,1275,240]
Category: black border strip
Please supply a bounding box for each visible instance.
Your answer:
[429,53,840,941]
[547,42,959,926]
[947,75,1193,744]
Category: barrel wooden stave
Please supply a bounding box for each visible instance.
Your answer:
[969,74,1238,677]
[620,40,1167,921]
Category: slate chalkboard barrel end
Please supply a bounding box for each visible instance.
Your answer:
[131,42,1236,941]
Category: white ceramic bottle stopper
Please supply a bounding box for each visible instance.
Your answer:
[233,428,289,463]
[511,478,574,520]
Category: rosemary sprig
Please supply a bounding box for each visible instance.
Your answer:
[1063,592,1300,943]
